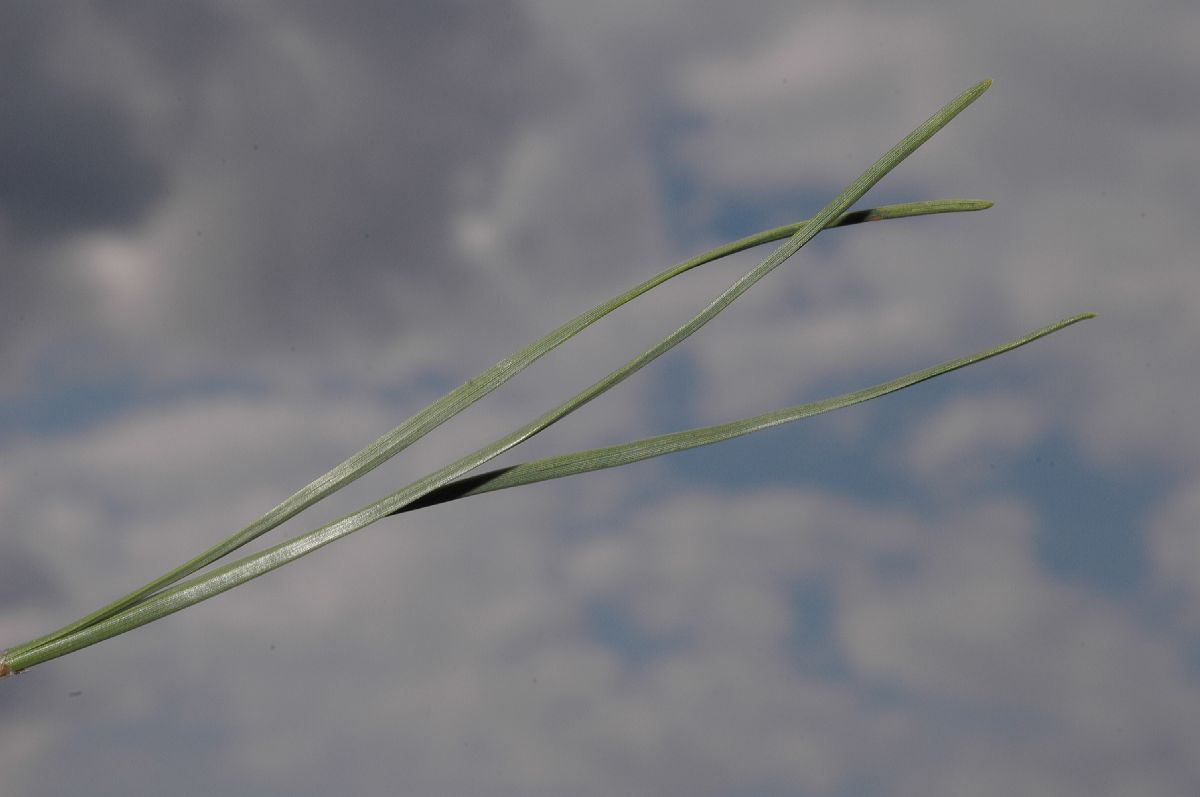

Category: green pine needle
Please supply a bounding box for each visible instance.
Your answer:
[2,78,1091,679]
[5,200,988,660]
[402,313,1095,510]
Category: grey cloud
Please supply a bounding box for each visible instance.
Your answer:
[97,1,233,79]
[0,0,572,388]
[0,541,59,607]
[134,1,568,351]
[0,3,166,241]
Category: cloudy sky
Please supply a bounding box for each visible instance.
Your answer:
[2,1,1198,795]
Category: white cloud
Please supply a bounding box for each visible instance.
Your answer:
[837,496,1200,795]
[1149,473,1200,630]
[5,404,1200,795]
[901,392,1045,486]
[674,5,963,192]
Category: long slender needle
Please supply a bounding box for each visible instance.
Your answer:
[8,201,988,658]
[2,80,993,674]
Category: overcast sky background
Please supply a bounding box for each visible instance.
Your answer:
[1,1,1198,795]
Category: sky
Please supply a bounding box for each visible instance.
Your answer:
[1,1,1198,795]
